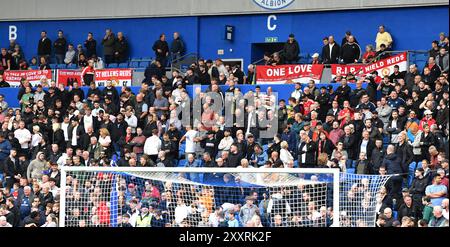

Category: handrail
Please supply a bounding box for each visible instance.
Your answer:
[251,49,285,66]
[172,52,198,64]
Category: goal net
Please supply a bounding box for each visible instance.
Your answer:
[59,167,390,227]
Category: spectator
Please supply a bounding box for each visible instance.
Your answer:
[362,44,376,64]
[435,47,449,73]
[101,28,116,64]
[321,36,340,64]
[375,25,393,51]
[64,44,76,65]
[429,41,440,59]
[425,175,448,207]
[53,30,67,64]
[340,35,361,64]
[84,32,97,59]
[9,44,25,71]
[429,206,449,227]
[152,34,169,67]
[39,57,50,70]
[283,34,300,64]
[0,48,12,71]
[170,32,185,62]
[114,32,129,63]
[37,31,52,60]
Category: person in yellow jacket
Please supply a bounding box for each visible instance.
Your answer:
[135,203,152,227]
[375,25,393,51]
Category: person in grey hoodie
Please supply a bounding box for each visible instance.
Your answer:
[27,151,48,181]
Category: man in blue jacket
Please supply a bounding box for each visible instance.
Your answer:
[0,132,11,162]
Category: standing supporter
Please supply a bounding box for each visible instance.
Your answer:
[101,28,116,64]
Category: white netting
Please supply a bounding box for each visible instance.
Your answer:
[60,167,391,227]
[339,173,392,227]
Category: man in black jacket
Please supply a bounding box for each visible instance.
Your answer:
[383,145,403,203]
[409,168,428,216]
[372,140,385,174]
[170,32,185,62]
[152,34,169,67]
[297,130,317,168]
[395,132,413,175]
[101,28,116,64]
[53,30,67,64]
[340,35,361,64]
[84,32,97,59]
[283,34,300,64]
[321,36,340,64]
[114,32,129,63]
[37,31,52,60]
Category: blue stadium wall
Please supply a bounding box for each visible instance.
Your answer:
[0,6,448,68]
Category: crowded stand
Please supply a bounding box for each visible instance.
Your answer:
[0,25,448,228]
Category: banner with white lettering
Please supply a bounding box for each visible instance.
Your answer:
[256,64,324,84]
[3,70,52,87]
[95,68,132,87]
[330,52,408,80]
[57,69,82,86]
[56,68,132,87]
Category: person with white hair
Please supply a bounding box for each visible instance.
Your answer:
[429,206,449,227]
[0,216,12,227]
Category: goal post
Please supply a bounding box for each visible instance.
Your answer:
[59,166,389,227]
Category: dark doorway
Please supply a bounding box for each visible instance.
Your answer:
[251,42,285,64]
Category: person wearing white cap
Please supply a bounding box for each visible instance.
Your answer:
[311,53,320,64]
[419,109,436,131]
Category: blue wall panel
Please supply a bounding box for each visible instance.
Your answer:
[0,6,448,68]
[0,17,199,61]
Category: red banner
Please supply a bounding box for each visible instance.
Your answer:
[56,68,133,87]
[331,64,365,79]
[57,69,82,86]
[95,68,132,87]
[3,70,52,87]
[330,52,408,80]
[256,64,324,84]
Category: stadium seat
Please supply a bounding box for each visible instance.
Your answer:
[129,61,139,68]
[177,159,187,167]
[57,64,67,69]
[347,168,355,174]
[139,61,150,68]
[407,162,417,187]
[118,63,128,68]
[293,160,298,168]
[141,57,152,61]
[30,65,38,70]
[67,64,77,69]
[49,64,57,69]
[107,63,118,68]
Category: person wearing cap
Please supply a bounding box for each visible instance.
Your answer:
[135,202,152,227]
[311,53,320,64]
[282,33,300,64]
[290,82,302,102]
[419,110,436,131]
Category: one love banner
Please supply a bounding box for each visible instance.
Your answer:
[57,68,133,86]
[256,64,324,84]
[331,52,408,80]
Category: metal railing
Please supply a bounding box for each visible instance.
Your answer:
[169,52,199,72]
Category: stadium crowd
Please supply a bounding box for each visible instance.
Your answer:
[0,26,449,228]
